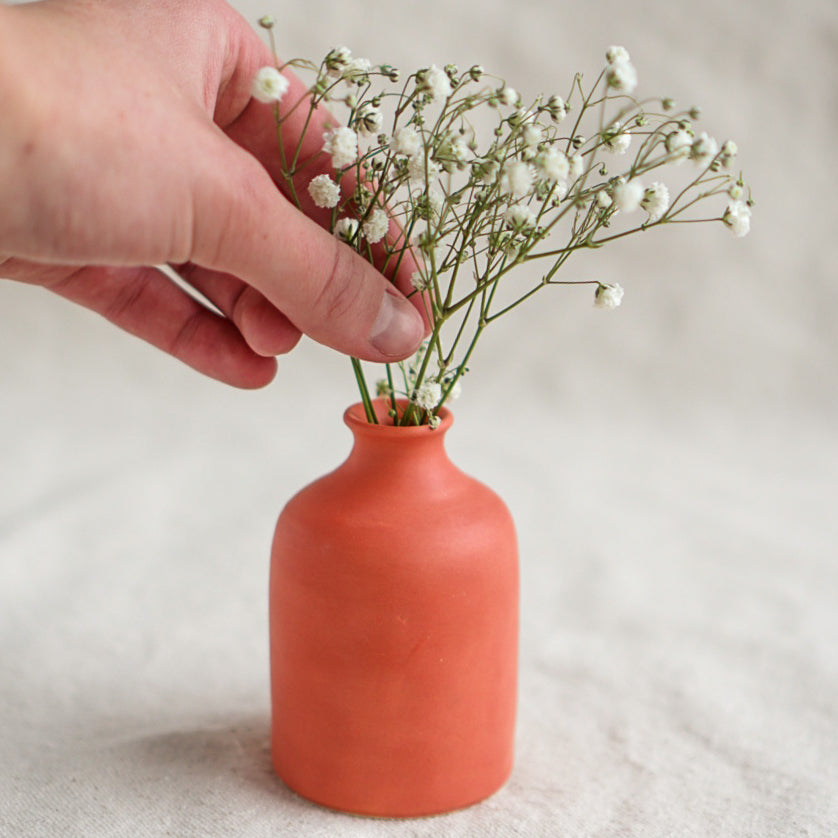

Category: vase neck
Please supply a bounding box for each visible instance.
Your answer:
[342,400,456,482]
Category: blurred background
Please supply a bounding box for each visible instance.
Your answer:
[2,0,836,835]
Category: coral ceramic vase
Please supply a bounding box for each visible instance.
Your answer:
[269,399,518,817]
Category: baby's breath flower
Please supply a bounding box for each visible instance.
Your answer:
[410,271,432,291]
[325,46,352,77]
[613,178,644,212]
[420,65,452,101]
[641,182,670,222]
[606,45,631,64]
[602,122,631,154]
[408,153,441,189]
[723,201,751,237]
[594,282,624,309]
[323,126,358,169]
[595,190,613,209]
[443,376,462,401]
[546,94,567,123]
[362,208,389,243]
[522,124,543,148]
[474,159,500,185]
[728,182,745,201]
[498,86,518,107]
[334,217,359,243]
[665,128,692,161]
[344,56,372,82]
[307,173,341,208]
[605,46,637,94]
[500,160,535,199]
[375,379,392,397]
[451,137,471,164]
[413,380,442,411]
[436,134,471,172]
[690,132,719,167]
[504,204,537,232]
[251,66,289,104]
[413,190,443,220]
[356,103,383,135]
[536,147,570,183]
[568,153,585,182]
[719,140,738,168]
[606,61,638,93]
[510,108,537,128]
[391,126,422,157]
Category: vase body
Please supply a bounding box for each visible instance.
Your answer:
[269,400,518,817]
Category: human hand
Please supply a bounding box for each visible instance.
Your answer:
[0,0,424,388]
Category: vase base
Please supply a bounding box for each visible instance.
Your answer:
[274,760,513,819]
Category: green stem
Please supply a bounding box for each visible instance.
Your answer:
[351,357,378,423]
[385,363,398,419]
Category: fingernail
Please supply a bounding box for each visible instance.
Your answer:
[370,287,423,357]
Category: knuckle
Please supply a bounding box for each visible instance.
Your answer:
[168,310,205,360]
[103,268,153,325]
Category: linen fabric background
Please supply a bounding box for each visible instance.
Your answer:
[1,0,836,835]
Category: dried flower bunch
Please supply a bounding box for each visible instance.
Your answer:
[253,19,752,426]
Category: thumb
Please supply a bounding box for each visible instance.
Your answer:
[188,140,424,362]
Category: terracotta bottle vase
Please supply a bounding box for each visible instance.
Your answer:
[269,399,519,817]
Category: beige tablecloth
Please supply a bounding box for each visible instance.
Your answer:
[2,0,836,835]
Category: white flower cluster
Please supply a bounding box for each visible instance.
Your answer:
[419,65,453,101]
[251,66,289,104]
[322,126,358,169]
[594,282,624,309]
[613,178,644,213]
[333,217,359,243]
[723,201,751,237]
[605,46,637,94]
[641,182,670,223]
[500,160,535,200]
[324,46,374,83]
[254,42,751,423]
[362,209,389,244]
[307,174,340,209]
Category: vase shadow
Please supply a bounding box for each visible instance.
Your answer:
[96,712,321,818]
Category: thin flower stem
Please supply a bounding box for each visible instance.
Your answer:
[486,253,577,322]
[444,294,478,365]
[437,322,484,413]
[351,357,378,423]
[385,363,398,418]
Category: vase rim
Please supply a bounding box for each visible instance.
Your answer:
[344,398,453,435]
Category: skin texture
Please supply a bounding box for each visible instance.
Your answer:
[0,0,424,388]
